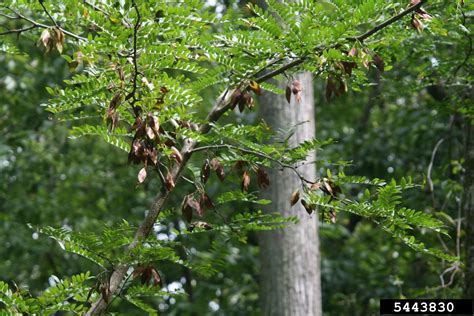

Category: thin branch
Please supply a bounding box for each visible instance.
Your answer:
[426,115,455,206]
[253,1,426,83]
[125,2,141,117]
[83,0,110,17]
[456,199,462,258]
[0,12,18,19]
[350,0,428,42]
[191,143,316,184]
[255,57,305,84]
[440,264,459,287]
[2,6,87,42]
[0,25,36,36]
[85,2,431,314]
[154,164,166,189]
[427,137,445,193]
[5,7,49,29]
[39,1,59,28]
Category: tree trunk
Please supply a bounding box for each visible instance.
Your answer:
[463,119,474,299]
[258,73,322,316]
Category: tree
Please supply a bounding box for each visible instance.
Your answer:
[0,0,461,314]
[259,73,322,316]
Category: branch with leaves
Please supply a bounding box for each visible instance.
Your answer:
[1,0,458,314]
[1,5,86,42]
[83,1,438,314]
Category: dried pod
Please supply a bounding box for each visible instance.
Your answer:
[291,80,303,103]
[256,166,270,189]
[233,160,246,174]
[321,179,342,197]
[310,182,321,191]
[201,159,211,184]
[210,158,225,181]
[329,209,337,223]
[181,195,193,222]
[244,93,254,109]
[170,146,183,163]
[188,195,202,216]
[285,85,292,104]
[411,14,424,32]
[416,8,432,20]
[106,107,119,132]
[348,47,358,57]
[39,29,53,53]
[109,92,122,109]
[291,80,302,94]
[241,170,251,192]
[179,120,191,129]
[133,265,161,286]
[53,27,65,53]
[182,194,202,220]
[238,95,246,113]
[341,61,357,76]
[128,140,145,164]
[301,199,315,215]
[372,54,385,72]
[137,167,147,183]
[165,172,175,191]
[145,113,160,140]
[188,221,213,232]
[290,190,300,206]
[199,192,214,211]
[249,80,262,95]
[231,89,242,110]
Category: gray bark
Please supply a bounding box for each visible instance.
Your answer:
[258,72,322,316]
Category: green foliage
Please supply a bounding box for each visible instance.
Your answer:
[1,0,469,314]
[0,272,91,314]
[307,177,457,262]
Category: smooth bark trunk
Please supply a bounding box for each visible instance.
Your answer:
[258,73,322,316]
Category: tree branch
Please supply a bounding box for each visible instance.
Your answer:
[191,143,316,184]
[85,2,431,314]
[39,1,59,28]
[1,6,87,41]
[349,0,427,42]
[251,1,427,83]
[124,2,141,117]
[0,24,36,36]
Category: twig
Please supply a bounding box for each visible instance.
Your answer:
[3,6,87,42]
[39,1,59,28]
[456,200,462,258]
[437,259,461,291]
[83,0,109,17]
[154,164,166,189]
[191,143,316,185]
[254,0,427,82]
[427,137,445,193]
[0,12,18,19]
[0,25,36,36]
[124,1,141,117]
[426,115,455,206]
[350,0,427,42]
